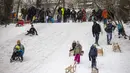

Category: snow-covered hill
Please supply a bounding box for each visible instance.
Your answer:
[0,22,130,73]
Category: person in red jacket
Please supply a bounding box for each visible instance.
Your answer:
[102,9,108,25]
[82,9,86,22]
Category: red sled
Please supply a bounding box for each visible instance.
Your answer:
[17,20,24,26]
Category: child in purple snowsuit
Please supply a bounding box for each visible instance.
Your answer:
[74,41,82,64]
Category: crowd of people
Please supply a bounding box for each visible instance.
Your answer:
[18,6,88,24]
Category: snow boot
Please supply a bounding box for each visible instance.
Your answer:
[124,36,127,39]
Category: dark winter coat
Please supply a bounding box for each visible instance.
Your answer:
[58,7,62,14]
[71,10,76,18]
[92,22,101,35]
[57,14,62,21]
[27,6,36,21]
[64,9,68,17]
[105,23,114,33]
[89,45,97,60]
[96,9,103,21]
[77,10,83,20]
[66,8,71,18]
[21,8,28,16]
[92,10,96,17]
[29,27,38,35]
[39,9,45,22]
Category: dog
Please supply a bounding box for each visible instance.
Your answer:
[91,67,99,73]
[112,43,121,52]
[65,63,76,73]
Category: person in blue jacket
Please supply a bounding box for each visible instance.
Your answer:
[89,44,97,68]
[105,20,115,45]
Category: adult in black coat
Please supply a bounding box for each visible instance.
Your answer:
[89,44,97,68]
[26,25,38,35]
[66,8,71,22]
[96,9,103,21]
[63,8,68,22]
[77,9,83,22]
[71,8,76,22]
[21,8,28,20]
[27,6,36,21]
[58,7,62,15]
[92,21,101,45]
[39,8,45,23]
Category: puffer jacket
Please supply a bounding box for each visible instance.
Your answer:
[74,44,82,55]
[102,9,108,18]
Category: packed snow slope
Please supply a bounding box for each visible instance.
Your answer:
[0,22,130,73]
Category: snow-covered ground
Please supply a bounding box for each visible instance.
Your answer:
[0,22,130,73]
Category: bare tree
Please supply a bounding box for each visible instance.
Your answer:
[16,0,21,20]
[0,0,14,26]
[36,0,42,8]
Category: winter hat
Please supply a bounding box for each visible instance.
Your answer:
[17,40,21,44]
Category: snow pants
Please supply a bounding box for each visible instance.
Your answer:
[91,56,97,68]
[74,54,80,63]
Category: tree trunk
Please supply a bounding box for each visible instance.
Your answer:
[36,0,42,8]
[83,0,86,9]
[16,0,21,20]
[52,0,61,17]
[63,0,65,8]
[1,0,13,26]
[119,0,129,23]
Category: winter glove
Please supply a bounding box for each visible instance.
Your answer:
[89,56,91,61]
[89,58,91,61]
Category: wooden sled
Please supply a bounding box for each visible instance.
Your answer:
[65,63,76,73]
[91,67,99,73]
[112,42,121,52]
